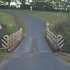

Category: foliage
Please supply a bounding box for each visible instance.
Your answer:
[0,0,11,8]
[0,53,8,63]
[52,14,70,53]
[0,0,70,11]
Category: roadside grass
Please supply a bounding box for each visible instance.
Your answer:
[0,12,17,34]
[13,10,67,24]
[55,52,70,63]
[0,12,25,34]
[0,52,8,63]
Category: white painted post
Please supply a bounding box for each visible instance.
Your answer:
[46,23,49,31]
[0,25,2,29]
[30,6,32,11]
[20,28,22,37]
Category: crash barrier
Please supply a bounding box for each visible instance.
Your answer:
[46,30,64,52]
[1,28,22,52]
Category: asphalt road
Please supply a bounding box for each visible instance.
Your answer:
[0,9,70,70]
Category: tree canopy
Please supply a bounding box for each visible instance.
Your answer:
[0,0,70,12]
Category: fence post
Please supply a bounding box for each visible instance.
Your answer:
[56,36,58,49]
[20,28,22,38]
[7,36,10,49]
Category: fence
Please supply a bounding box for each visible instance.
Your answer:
[46,29,64,52]
[1,28,22,52]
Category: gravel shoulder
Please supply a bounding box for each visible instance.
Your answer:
[55,52,70,63]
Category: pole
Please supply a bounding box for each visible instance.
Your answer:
[60,48,62,53]
[57,8,62,16]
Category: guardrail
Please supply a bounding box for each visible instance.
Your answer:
[46,29,64,52]
[1,28,22,52]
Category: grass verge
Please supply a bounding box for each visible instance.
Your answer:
[55,52,70,63]
[13,10,67,24]
[0,52,8,63]
[0,12,25,35]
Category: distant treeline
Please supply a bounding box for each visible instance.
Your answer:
[0,0,70,12]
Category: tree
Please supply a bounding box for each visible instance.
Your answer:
[6,0,11,8]
[0,0,11,8]
[20,0,26,9]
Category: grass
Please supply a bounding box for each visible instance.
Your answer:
[0,12,17,34]
[13,10,67,24]
[55,52,70,63]
[0,12,25,34]
[0,52,8,63]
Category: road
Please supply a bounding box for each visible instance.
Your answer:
[0,9,70,70]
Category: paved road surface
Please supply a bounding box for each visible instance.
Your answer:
[0,10,70,70]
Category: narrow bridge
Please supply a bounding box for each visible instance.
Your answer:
[0,10,70,70]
